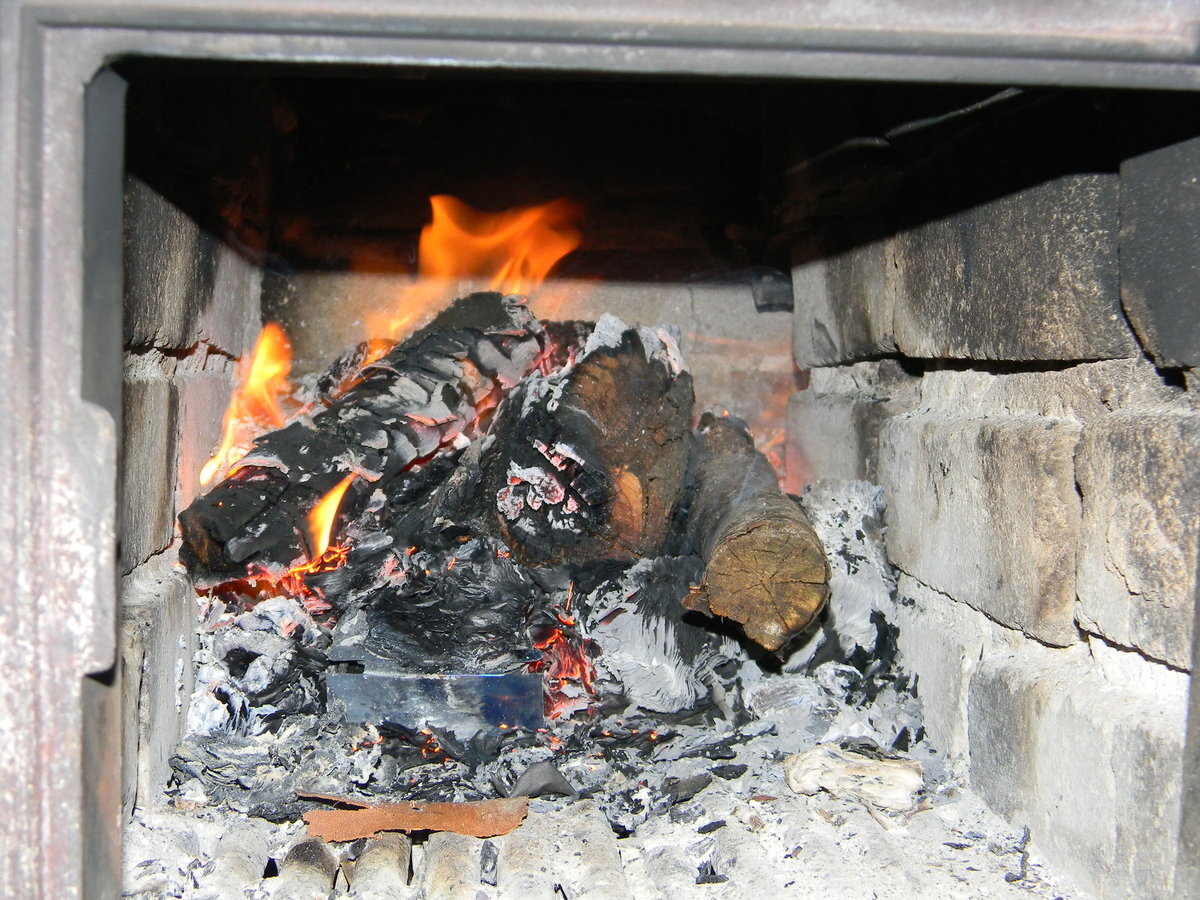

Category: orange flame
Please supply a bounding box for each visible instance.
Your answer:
[200,323,294,486]
[366,196,580,341]
[307,474,355,559]
[421,195,580,294]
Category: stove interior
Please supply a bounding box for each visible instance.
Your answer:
[115,60,1199,899]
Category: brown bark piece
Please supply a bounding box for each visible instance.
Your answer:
[303,797,529,842]
[683,414,830,651]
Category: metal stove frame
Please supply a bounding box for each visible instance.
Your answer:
[0,2,1196,896]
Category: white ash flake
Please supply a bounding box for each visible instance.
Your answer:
[532,437,584,470]
[515,371,554,416]
[496,461,575,518]
[636,323,687,377]
[580,312,629,357]
[331,449,381,481]
[788,480,897,672]
[359,429,389,451]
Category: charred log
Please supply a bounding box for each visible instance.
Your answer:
[682,413,830,652]
[484,317,693,565]
[179,293,550,586]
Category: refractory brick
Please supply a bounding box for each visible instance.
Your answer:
[967,639,1187,899]
[879,413,1082,645]
[891,174,1136,361]
[1075,411,1200,669]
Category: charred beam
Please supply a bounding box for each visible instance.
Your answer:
[179,292,548,586]
[682,413,830,651]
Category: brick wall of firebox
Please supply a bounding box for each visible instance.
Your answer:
[114,69,1199,899]
[786,138,1200,898]
[119,172,263,817]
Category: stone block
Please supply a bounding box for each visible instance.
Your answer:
[879,413,1081,645]
[893,575,993,766]
[914,357,1182,424]
[891,174,1136,361]
[1120,135,1200,368]
[787,360,920,487]
[276,274,792,377]
[1076,412,1200,669]
[172,360,236,515]
[791,227,895,367]
[967,638,1187,899]
[120,559,197,814]
[124,175,261,356]
[120,368,175,574]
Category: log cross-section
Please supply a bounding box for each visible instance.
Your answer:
[683,414,830,651]
[484,323,693,565]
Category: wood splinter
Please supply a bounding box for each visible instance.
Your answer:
[683,413,830,652]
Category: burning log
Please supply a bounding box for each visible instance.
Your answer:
[179,293,550,587]
[682,413,830,651]
[484,317,693,565]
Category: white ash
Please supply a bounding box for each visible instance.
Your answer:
[578,557,739,714]
[123,808,298,900]
[187,594,328,738]
[139,474,1084,895]
[127,711,1084,899]
[577,314,687,379]
[140,651,1074,897]
[635,323,686,376]
[619,767,1084,899]
[579,312,631,357]
[789,479,896,672]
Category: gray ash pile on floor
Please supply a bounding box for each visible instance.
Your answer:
[170,292,927,837]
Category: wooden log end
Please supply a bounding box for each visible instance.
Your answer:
[682,518,830,652]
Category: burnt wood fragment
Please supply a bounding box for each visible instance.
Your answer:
[683,413,830,651]
[179,293,548,586]
[484,320,693,565]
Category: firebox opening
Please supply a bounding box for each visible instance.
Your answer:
[116,57,1199,899]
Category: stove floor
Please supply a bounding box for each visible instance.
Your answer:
[123,779,1082,899]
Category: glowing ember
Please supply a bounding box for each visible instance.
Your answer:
[325,338,396,401]
[250,474,359,611]
[529,620,596,720]
[200,322,295,485]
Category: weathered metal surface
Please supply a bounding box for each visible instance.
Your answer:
[1176,554,1200,900]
